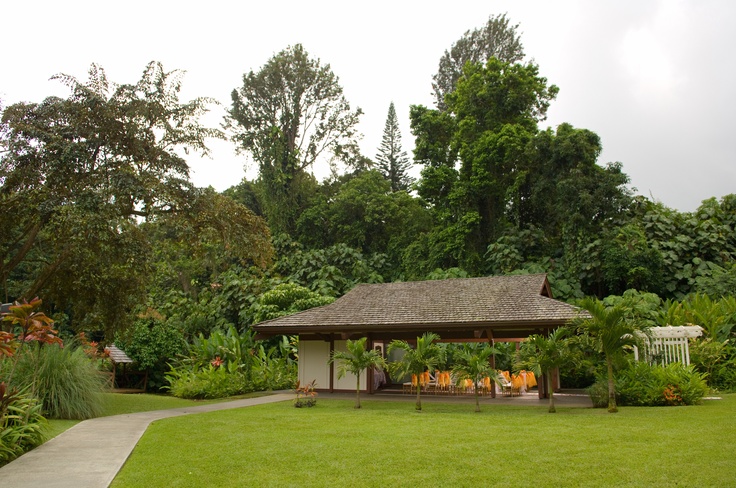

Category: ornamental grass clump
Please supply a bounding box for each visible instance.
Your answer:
[0,299,105,420]
[5,343,107,419]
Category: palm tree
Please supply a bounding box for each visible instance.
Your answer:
[329,337,386,409]
[516,327,571,413]
[387,332,444,411]
[573,297,645,413]
[451,343,502,412]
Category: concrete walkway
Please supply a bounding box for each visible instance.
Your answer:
[0,393,293,488]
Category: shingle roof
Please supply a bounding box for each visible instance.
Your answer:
[253,274,585,335]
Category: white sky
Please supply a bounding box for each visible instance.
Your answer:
[2,0,734,212]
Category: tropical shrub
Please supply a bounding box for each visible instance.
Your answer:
[0,384,47,466]
[689,338,736,391]
[185,325,256,375]
[2,343,106,419]
[166,364,247,400]
[165,330,296,399]
[114,314,187,391]
[587,362,708,407]
[585,381,609,408]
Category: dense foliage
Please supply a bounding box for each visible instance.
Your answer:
[432,13,525,110]
[165,326,296,399]
[2,16,735,414]
[0,63,272,336]
[228,44,362,236]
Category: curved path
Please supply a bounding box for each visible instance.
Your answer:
[0,393,293,488]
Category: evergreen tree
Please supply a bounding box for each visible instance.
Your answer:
[375,102,413,192]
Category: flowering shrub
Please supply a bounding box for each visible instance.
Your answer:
[587,362,708,407]
[663,385,684,406]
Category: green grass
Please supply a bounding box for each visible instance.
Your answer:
[44,393,241,440]
[111,394,736,488]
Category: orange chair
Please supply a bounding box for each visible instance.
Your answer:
[482,376,492,396]
[403,374,418,394]
[511,374,524,396]
[436,371,448,394]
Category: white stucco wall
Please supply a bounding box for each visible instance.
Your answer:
[298,339,368,391]
[332,340,367,391]
[298,340,330,390]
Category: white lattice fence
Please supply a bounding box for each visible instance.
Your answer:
[634,326,703,366]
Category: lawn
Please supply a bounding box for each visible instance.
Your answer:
[44,393,239,440]
[111,394,736,488]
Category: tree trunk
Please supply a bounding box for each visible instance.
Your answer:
[415,383,422,411]
[547,372,556,413]
[606,356,618,413]
[24,247,72,299]
[1,221,41,280]
[355,374,361,409]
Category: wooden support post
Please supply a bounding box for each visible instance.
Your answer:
[367,335,374,395]
[329,336,335,393]
[487,329,496,398]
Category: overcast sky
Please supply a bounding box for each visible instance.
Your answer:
[2,0,734,212]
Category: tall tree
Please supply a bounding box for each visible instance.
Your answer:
[375,102,412,192]
[411,58,558,273]
[0,62,271,336]
[432,13,525,110]
[228,44,363,235]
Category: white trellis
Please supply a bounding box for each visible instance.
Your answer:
[634,325,704,366]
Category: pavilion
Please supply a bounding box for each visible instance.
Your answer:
[252,274,587,398]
